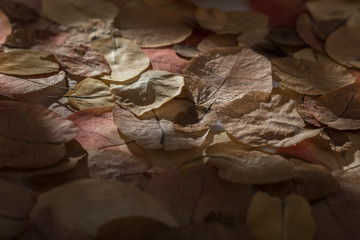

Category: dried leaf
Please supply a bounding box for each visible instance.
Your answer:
[42,0,118,26]
[313,19,346,41]
[306,0,360,22]
[267,27,305,46]
[0,101,78,168]
[90,37,150,84]
[184,47,273,108]
[0,71,65,95]
[67,106,126,150]
[146,165,253,225]
[143,0,178,7]
[0,179,36,239]
[0,9,11,44]
[172,44,200,58]
[195,7,267,35]
[256,158,339,202]
[325,26,360,69]
[272,57,356,95]
[0,0,39,22]
[110,70,184,116]
[246,192,315,240]
[113,103,210,151]
[197,34,238,52]
[250,0,307,27]
[65,78,114,110]
[49,44,111,77]
[31,179,178,239]
[206,141,298,184]
[216,92,320,148]
[115,6,193,47]
[0,49,59,75]
[296,14,325,53]
[143,48,189,74]
[312,82,360,130]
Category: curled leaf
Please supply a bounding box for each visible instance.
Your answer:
[65,78,114,110]
[90,37,150,84]
[216,92,320,148]
[110,70,184,116]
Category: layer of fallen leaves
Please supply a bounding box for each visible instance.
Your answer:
[0,0,359,239]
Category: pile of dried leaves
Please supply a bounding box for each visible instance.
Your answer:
[0,0,359,239]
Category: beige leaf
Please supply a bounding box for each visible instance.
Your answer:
[65,78,114,110]
[0,50,59,76]
[195,7,267,35]
[325,26,360,69]
[0,71,66,95]
[42,0,118,26]
[272,57,355,95]
[216,92,320,148]
[49,44,111,77]
[114,6,193,47]
[0,101,78,168]
[90,37,150,84]
[312,82,360,130]
[206,141,298,184]
[184,47,272,108]
[0,9,11,44]
[172,44,200,58]
[110,70,184,116]
[246,192,315,240]
[30,179,178,239]
[197,34,238,52]
[0,179,36,239]
[292,48,331,63]
[112,102,211,151]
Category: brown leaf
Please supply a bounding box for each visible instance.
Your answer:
[67,106,126,150]
[0,71,65,95]
[272,57,355,95]
[197,34,238,52]
[0,0,39,22]
[0,49,59,76]
[206,138,298,184]
[49,44,111,77]
[112,103,210,151]
[296,14,325,53]
[115,6,193,47]
[216,92,320,148]
[42,0,118,26]
[325,26,360,69]
[313,19,346,41]
[0,100,78,168]
[184,47,273,108]
[172,44,200,58]
[0,9,11,44]
[306,0,359,22]
[65,78,114,110]
[110,70,184,116]
[267,27,305,46]
[312,82,360,130]
[195,7,267,35]
[143,48,189,74]
[145,165,253,226]
[246,192,315,240]
[90,37,150,84]
[31,179,178,239]
[0,179,36,239]
[256,158,339,202]
[5,28,68,49]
